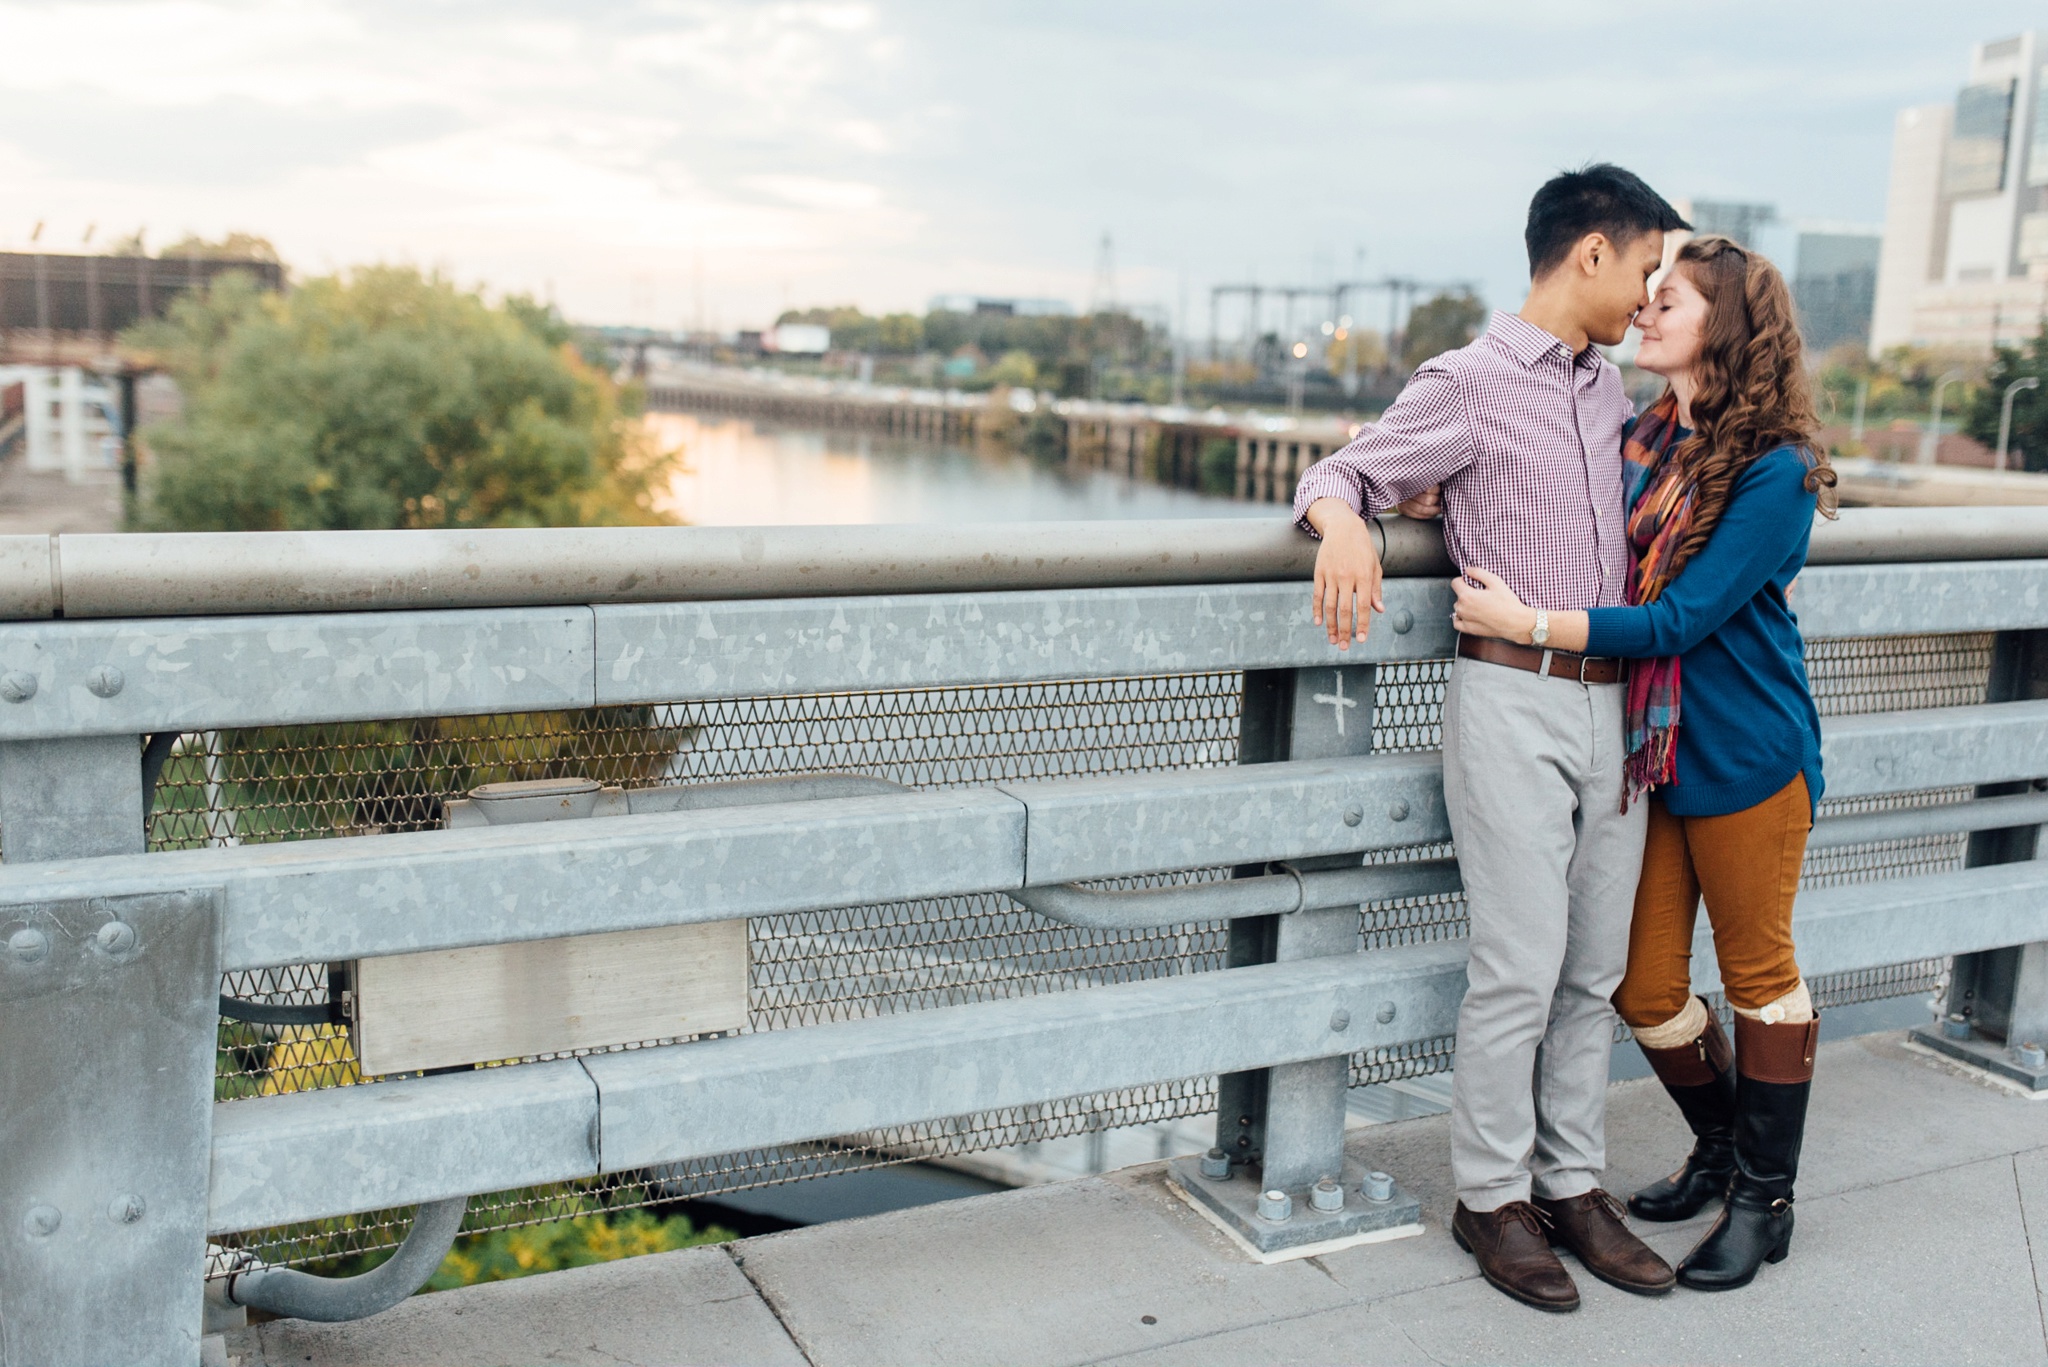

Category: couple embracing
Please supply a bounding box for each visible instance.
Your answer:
[1294,164,1838,1312]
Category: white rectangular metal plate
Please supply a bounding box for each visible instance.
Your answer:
[352,920,748,1075]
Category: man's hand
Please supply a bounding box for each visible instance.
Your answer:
[1395,487,1443,520]
[1305,497,1383,649]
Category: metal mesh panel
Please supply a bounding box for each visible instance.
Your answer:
[197,631,1999,1275]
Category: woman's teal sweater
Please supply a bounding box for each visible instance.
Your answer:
[1582,444,1824,818]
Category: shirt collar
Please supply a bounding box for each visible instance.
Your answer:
[1484,310,1603,371]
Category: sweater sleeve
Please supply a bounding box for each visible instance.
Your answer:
[1582,450,1816,659]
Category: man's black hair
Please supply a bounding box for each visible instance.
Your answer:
[1524,164,1689,279]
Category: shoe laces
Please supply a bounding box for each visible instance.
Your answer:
[1587,1188,1629,1223]
[1499,1201,1553,1238]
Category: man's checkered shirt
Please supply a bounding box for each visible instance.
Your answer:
[1293,310,1635,613]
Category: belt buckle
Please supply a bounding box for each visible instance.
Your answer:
[1577,654,1594,684]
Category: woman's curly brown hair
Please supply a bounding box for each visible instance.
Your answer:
[1662,234,1838,577]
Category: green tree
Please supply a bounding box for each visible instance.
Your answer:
[1963,324,2048,470]
[131,266,675,531]
[1401,291,1487,370]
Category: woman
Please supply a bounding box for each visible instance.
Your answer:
[1448,234,1837,1292]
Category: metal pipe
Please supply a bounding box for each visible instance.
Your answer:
[3,507,2047,623]
[1013,859,1461,931]
[227,1195,466,1322]
[1811,789,2048,848]
[1802,507,2048,566]
[0,519,1448,621]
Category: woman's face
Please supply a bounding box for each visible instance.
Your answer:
[1633,267,1708,379]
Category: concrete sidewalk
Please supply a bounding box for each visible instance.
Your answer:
[230,1032,2048,1367]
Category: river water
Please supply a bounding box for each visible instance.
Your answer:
[645,411,1271,526]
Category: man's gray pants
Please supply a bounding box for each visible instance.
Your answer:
[1442,654,1647,1211]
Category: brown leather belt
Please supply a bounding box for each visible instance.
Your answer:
[1457,634,1629,685]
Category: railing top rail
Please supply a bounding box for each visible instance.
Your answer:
[3,506,2046,622]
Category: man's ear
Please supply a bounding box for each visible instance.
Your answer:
[1576,232,1614,278]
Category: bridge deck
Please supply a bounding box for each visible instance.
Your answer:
[228,1032,2048,1367]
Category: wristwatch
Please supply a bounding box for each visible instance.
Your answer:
[1530,609,1550,647]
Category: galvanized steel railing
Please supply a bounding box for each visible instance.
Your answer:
[7,510,2048,1365]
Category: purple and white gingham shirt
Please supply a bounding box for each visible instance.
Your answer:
[1293,311,1633,612]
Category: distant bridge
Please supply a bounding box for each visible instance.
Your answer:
[645,365,1363,508]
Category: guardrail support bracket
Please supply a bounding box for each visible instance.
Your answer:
[0,889,222,1365]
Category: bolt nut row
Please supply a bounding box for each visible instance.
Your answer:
[0,664,125,704]
[19,1194,146,1238]
[6,920,137,964]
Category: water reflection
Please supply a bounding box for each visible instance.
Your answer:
[646,411,1272,526]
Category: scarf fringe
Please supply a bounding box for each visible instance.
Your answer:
[1621,725,1678,812]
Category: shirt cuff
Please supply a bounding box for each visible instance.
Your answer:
[1292,468,1366,537]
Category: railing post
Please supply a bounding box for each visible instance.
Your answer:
[1916,630,2048,1089]
[1174,664,1423,1254]
[0,736,221,1365]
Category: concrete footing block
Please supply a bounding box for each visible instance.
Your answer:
[1165,1154,1422,1263]
[1909,1025,2048,1093]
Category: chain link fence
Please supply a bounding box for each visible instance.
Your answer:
[197,633,1989,1276]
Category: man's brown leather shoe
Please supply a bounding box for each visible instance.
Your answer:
[1451,1201,1581,1312]
[1533,1189,1676,1295]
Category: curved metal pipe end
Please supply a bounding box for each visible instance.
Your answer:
[228,1195,467,1323]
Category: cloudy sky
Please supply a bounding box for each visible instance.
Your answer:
[0,2,2038,330]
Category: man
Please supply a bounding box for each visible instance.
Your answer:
[1293,164,1688,1313]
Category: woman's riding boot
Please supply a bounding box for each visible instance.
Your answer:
[1678,1014,1820,1291]
[1629,1000,1738,1221]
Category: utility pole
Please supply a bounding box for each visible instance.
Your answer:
[1172,267,1188,408]
[1090,233,1117,315]
[1999,376,2040,471]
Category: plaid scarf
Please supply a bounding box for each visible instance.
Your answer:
[1619,393,1694,805]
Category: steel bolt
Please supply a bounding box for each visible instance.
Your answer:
[1256,1188,1293,1223]
[1311,1177,1345,1213]
[1329,1008,1351,1033]
[86,665,124,698]
[7,927,48,964]
[1387,800,1410,822]
[1390,609,1414,634]
[2016,1041,2047,1071]
[1362,1171,1395,1203]
[1199,1148,1232,1181]
[1342,804,1364,828]
[95,921,137,955]
[1941,1012,1973,1041]
[1375,1001,1397,1024]
[23,1204,60,1237]
[108,1194,145,1225]
[0,671,35,703]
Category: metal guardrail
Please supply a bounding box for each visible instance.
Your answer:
[7,509,2048,1364]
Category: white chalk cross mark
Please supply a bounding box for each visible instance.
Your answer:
[1312,672,1359,736]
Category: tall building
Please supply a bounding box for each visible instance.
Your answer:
[1870,31,2048,356]
[1794,228,1883,354]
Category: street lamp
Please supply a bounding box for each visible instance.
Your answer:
[1919,370,1968,465]
[1998,376,2041,471]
